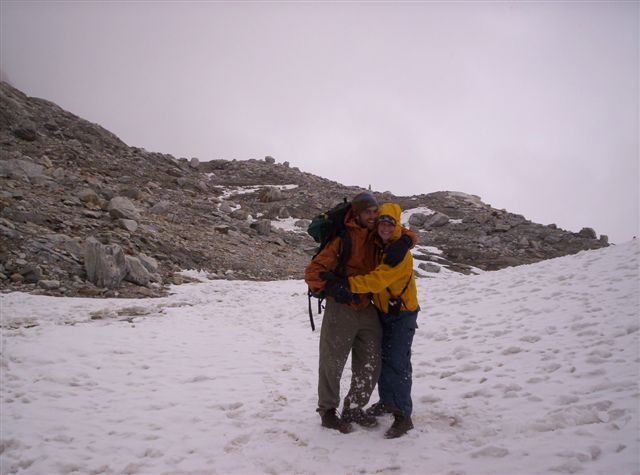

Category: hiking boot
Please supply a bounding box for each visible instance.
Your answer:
[384,414,414,439]
[341,407,378,428]
[321,409,353,434]
[365,401,393,418]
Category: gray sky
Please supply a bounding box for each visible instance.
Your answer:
[1,1,638,243]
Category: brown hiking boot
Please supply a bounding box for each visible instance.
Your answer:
[384,414,414,439]
[321,409,353,434]
[341,407,378,428]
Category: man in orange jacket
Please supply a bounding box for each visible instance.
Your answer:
[305,192,415,433]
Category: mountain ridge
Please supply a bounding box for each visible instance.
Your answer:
[0,82,608,297]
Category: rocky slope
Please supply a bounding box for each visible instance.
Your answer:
[0,82,608,298]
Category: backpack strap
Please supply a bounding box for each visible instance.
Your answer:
[386,271,413,299]
[335,231,351,277]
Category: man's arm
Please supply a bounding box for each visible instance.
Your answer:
[304,237,341,294]
[384,227,417,266]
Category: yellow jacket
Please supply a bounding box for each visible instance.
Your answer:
[348,203,419,314]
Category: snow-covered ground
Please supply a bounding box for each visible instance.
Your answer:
[1,241,639,475]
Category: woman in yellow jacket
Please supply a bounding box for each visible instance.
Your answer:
[348,203,419,439]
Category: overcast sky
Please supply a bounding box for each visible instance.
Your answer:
[1,1,638,243]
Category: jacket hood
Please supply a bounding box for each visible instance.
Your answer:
[378,203,402,242]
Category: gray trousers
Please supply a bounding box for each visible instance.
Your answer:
[317,299,382,414]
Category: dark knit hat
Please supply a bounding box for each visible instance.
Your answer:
[378,214,396,225]
[352,191,378,214]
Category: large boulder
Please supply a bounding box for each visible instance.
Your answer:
[423,212,450,229]
[84,237,127,289]
[108,196,141,222]
[0,158,45,182]
[124,255,151,286]
[408,213,429,227]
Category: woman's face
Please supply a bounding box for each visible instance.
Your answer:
[377,220,395,243]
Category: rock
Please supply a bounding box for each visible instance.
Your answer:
[579,227,597,239]
[124,255,151,286]
[84,237,127,289]
[283,161,290,168]
[138,253,159,273]
[252,219,272,235]
[423,212,450,229]
[230,209,249,220]
[265,156,276,164]
[0,159,45,181]
[219,202,233,214]
[408,213,429,227]
[108,196,141,222]
[19,264,42,283]
[278,207,291,219]
[189,157,200,169]
[119,219,138,233]
[13,122,37,141]
[599,235,609,245]
[294,219,310,229]
[493,222,511,232]
[418,262,441,273]
[78,188,101,209]
[38,279,61,290]
[149,200,171,215]
[10,273,23,283]
[260,188,283,202]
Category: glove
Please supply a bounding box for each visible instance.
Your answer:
[323,276,354,305]
[383,234,413,266]
[319,271,337,282]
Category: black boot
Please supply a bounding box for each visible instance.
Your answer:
[341,407,378,428]
[321,409,353,434]
[384,414,414,439]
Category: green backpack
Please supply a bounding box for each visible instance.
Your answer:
[306,199,353,330]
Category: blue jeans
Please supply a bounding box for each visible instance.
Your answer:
[377,309,418,418]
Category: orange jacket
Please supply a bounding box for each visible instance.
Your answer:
[304,207,416,310]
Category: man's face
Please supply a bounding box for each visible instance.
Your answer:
[357,206,379,230]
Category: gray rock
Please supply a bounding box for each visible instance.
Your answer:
[260,188,283,202]
[493,222,511,232]
[219,202,233,214]
[46,233,83,258]
[264,156,276,164]
[252,219,272,235]
[190,157,200,169]
[599,235,609,245]
[38,279,61,290]
[230,209,249,220]
[119,219,138,233]
[283,161,290,168]
[0,159,45,181]
[578,227,597,239]
[84,237,127,289]
[424,212,450,228]
[418,262,441,273]
[108,196,141,222]
[124,255,151,286]
[294,219,310,229]
[13,122,37,141]
[20,264,42,283]
[408,213,428,227]
[138,253,159,273]
[78,188,101,208]
[278,207,291,219]
[149,200,171,215]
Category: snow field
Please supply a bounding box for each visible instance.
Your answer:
[1,241,638,474]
